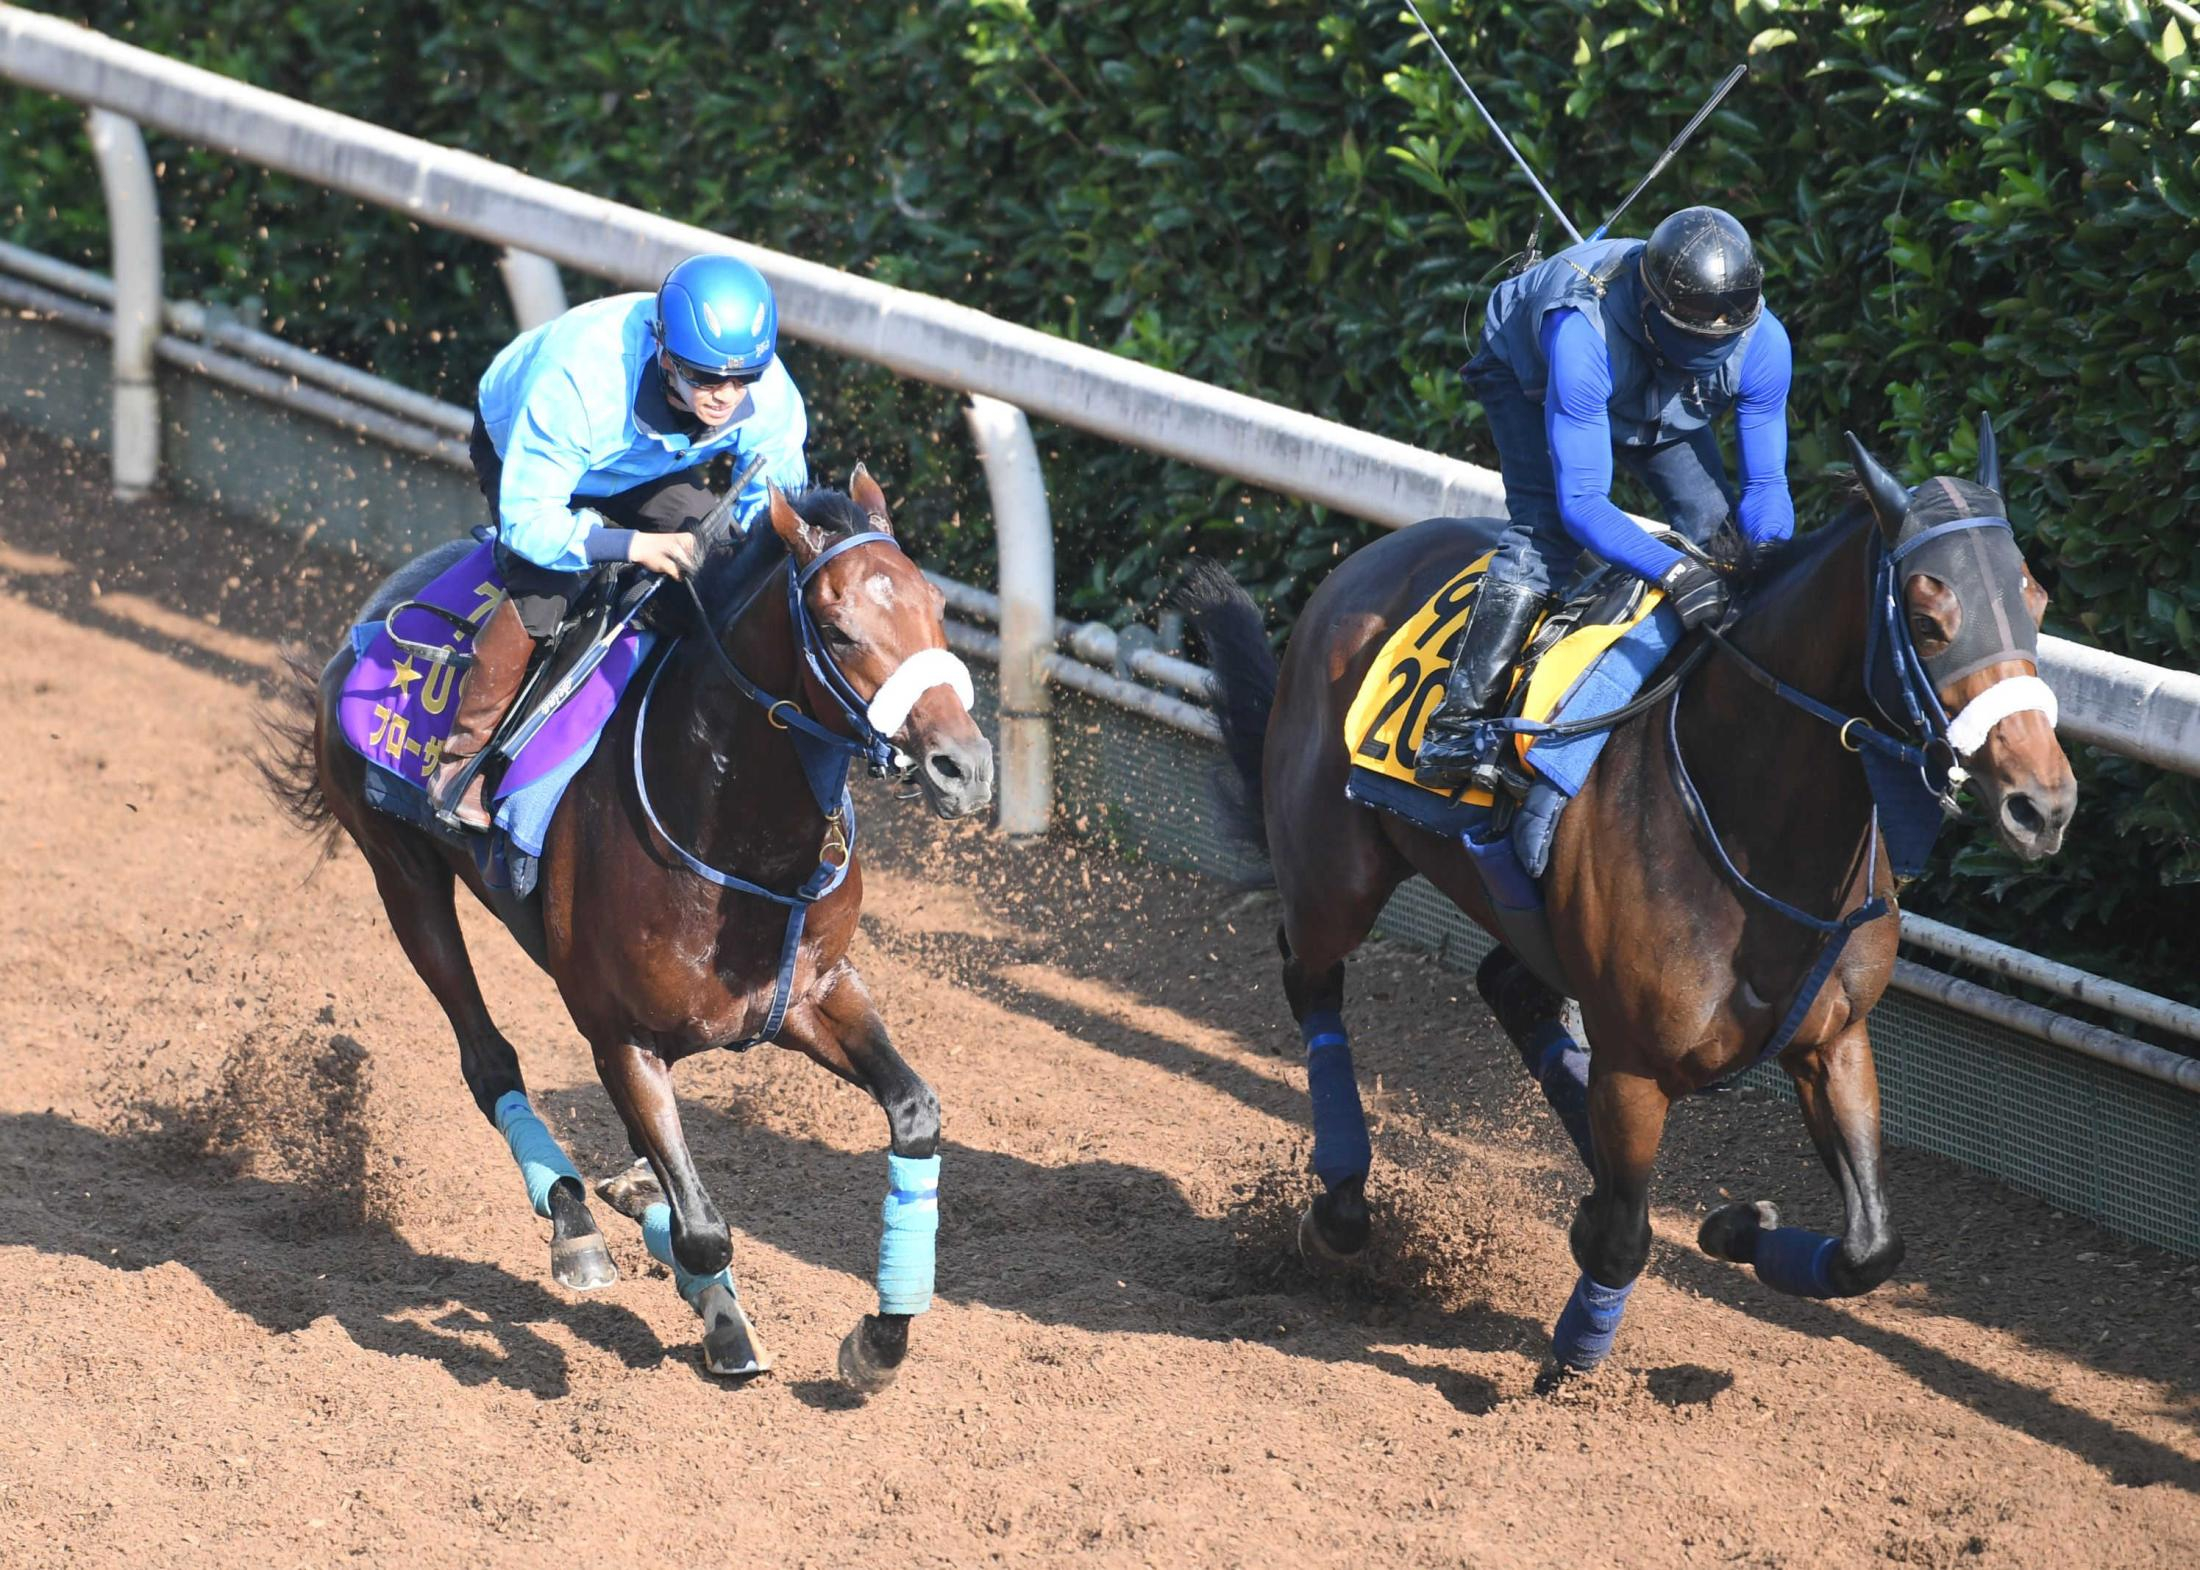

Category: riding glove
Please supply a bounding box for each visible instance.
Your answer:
[1659,560,1731,630]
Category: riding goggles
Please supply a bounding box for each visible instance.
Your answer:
[667,354,765,393]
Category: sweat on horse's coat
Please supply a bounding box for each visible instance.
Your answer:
[493,1089,583,1220]
[876,1152,941,1316]
[1300,1009,1372,1190]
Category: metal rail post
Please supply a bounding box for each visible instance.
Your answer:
[497,247,567,330]
[965,395,1055,840]
[85,108,159,499]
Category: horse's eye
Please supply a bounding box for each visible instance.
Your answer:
[820,623,858,650]
[1910,614,1939,642]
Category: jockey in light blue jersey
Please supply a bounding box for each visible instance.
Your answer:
[1415,206,1796,792]
[430,254,810,828]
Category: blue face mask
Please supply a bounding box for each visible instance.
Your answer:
[1646,310,1743,376]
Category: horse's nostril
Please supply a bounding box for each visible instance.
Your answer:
[2003,792,2047,837]
[928,751,965,784]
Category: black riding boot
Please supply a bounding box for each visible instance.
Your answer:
[1412,579,1550,790]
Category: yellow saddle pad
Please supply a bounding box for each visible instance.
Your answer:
[1344,554,1665,806]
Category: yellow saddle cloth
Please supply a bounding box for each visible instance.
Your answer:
[1344,553,1665,807]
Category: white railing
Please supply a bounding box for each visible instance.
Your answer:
[4,6,2198,1089]
[6,4,2198,783]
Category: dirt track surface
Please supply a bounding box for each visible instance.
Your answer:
[2,422,2197,1568]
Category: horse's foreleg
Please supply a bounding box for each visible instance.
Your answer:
[775,966,940,1397]
[1700,1020,1904,1298]
[590,1038,768,1378]
[1543,1068,1671,1389]
[364,845,614,1290]
[1280,929,1373,1262]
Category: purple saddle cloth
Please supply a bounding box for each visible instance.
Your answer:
[335,542,645,813]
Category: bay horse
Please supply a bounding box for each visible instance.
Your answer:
[263,470,993,1391]
[1182,427,2075,1387]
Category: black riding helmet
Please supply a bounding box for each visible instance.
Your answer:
[1639,206,1763,338]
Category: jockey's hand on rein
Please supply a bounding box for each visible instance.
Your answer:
[631,530,702,582]
[1659,559,1731,630]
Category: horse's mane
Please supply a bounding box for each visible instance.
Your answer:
[1733,500,1872,607]
[692,485,874,622]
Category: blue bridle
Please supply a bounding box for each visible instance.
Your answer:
[1672,511,2021,1067]
[629,529,905,1047]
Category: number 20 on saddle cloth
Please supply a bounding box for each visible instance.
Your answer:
[333,540,649,892]
[1343,553,1683,889]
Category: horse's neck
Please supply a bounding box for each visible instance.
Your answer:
[1678,518,1880,879]
[650,567,835,880]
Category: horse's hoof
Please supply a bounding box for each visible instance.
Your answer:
[550,1233,619,1291]
[1699,1200,1780,1264]
[1533,1361,1576,1397]
[836,1322,902,1396]
[1296,1201,1367,1268]
[699,1292,772,1382]
[595,1159,664,1223]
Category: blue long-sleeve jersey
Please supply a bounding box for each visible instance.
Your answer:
[475,293,809,573]
[1541,306,1793,583]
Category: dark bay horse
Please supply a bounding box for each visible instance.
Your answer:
[263,471,993,1391]
[1183,429,2075,1386]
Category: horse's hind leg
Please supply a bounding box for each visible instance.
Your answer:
[360,843,616,1290]
[776,966,942,1398]
[1699,1020,1904,1298]
[1474,947,1594,1172]
[1540,1067,1672,1391]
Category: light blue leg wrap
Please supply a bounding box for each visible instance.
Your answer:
[877,1151,940,1316]
[492,1090,582,1220]
[1550,1272,1636,1371]
[1302,1009,1372,1190]
[1752,1226,1842,1298]
[641,1202,738,1313]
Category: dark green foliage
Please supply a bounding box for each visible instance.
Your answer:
[4,1,2195,1000]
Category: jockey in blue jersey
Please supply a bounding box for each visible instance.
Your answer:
[430,253,810,827]
[1415,206,1795,792]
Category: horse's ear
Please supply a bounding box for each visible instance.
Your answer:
[849,462,893,532]
[1976,412,2001,497]
[1844,431,1910,539]
[767,483,826,565]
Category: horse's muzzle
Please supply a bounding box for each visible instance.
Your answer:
[917,732,995,820]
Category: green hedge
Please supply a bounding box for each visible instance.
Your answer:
[4,1,2196,1004]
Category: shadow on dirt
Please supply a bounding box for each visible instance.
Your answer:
[2,1109,667,1401]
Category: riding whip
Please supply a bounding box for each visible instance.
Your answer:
[1396,0,1584,246]
[1586,62,1749,242]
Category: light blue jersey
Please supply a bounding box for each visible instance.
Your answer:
[476,293,809,573]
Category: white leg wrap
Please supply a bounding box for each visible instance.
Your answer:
[866,646,975,737]
[1944,673,2057,758]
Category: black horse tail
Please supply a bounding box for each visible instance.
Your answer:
[1173,561,1276,857]
[254,645,341,864]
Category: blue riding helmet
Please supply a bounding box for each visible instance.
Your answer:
[655,254,778,379]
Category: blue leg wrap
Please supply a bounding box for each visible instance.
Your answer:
[1523,1019,1595,1173]
[641,1202,738,1313]
[1550,1272,1636,1372]
[1302,1009,1372,1190]
[877,1151,940,1317]
[1751,1226,1842,1299]
[492,1090,582,1220]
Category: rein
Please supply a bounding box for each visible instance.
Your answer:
[630,527,932,1048]
[1666,513,2036,1067]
